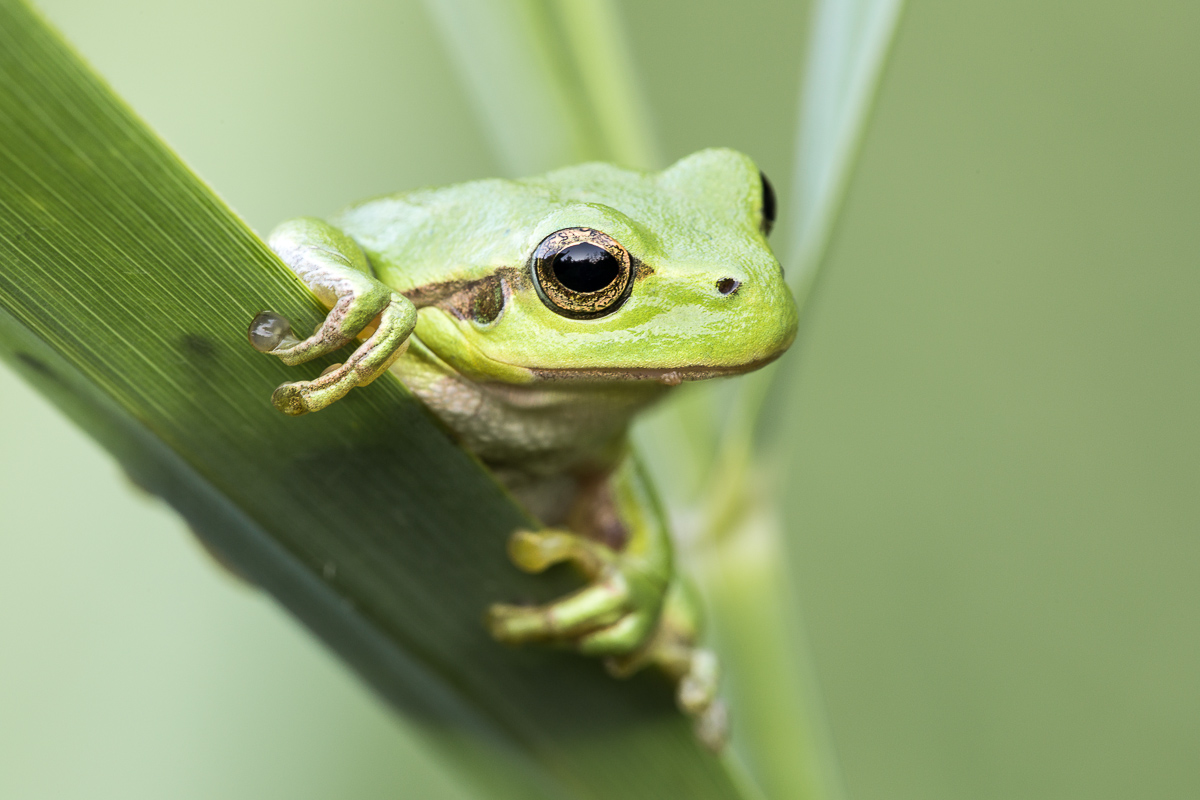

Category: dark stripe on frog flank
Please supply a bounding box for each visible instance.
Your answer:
[401,258,654,324]
[401,267,528,324]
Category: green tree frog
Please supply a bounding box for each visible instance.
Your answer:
[246,148,797,749]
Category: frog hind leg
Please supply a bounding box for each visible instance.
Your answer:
[247,217,417,415]
[487,454,728,751]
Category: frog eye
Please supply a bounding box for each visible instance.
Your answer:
[760,171,777,236]
[530,227,633,319]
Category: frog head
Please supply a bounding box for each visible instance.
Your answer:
[405,148,799,385]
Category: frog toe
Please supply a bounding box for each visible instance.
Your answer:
[577,610,654,657]
[486,602,550,643]
[270,381,311,416]
[487,573,629,644]
[677,647,720,715]
[248,310,300,353]
[693,699,729,753]
[507,529,612,575]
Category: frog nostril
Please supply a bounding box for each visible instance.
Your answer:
[716,278,740,296]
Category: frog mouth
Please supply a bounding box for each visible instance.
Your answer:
[525,352,784,386]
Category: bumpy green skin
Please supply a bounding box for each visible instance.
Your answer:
[248,149,798,749]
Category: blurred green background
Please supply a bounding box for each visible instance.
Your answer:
[2,1,1197,798]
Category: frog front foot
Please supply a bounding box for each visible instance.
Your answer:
[487,529,727,750]
[248,218,418,415]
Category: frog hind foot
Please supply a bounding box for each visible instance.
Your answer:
[247,218,417,415]
[487,530,728,751]
[486,529,663,653]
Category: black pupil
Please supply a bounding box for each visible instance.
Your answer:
[552,242,619,293]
